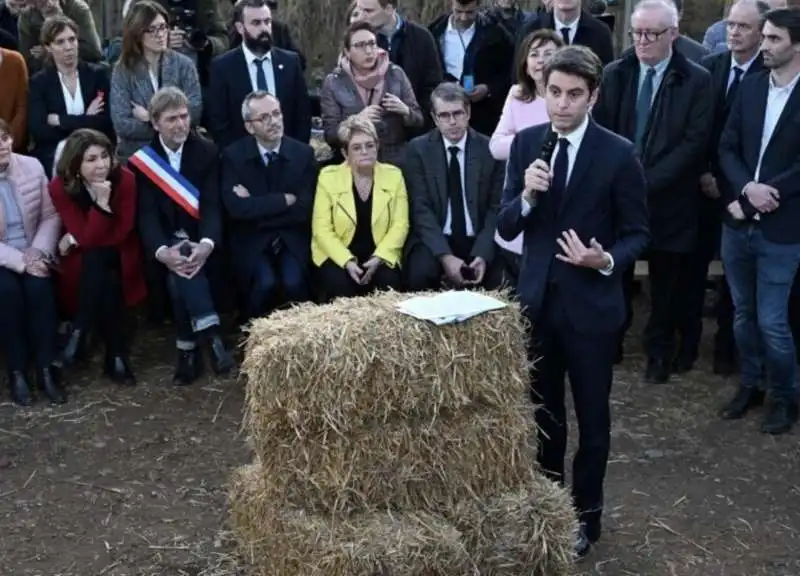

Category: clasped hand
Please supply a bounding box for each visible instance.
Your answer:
[159,241,212,279]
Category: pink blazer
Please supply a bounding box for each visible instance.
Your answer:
[489,87,550,161]
[0,153,61,273]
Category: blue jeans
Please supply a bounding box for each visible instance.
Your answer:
[166,268,220,350]
[721,224,800,400]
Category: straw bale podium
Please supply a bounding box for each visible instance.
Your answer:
[230,291,577,575]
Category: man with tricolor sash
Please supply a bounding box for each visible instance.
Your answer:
[130,86,234,386]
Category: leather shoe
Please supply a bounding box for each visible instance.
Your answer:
[208,335,234,375]
[645,358,670,383]
[8,371,33,406]
[60,329,87,367]
[760,399,798,435]
[103,355,136,386]
[173,349,202,386]
[574,522,600,558]
[37,365,67,405]
[720,387,764,420]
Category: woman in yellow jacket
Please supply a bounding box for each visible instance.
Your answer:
[311,115,409,299]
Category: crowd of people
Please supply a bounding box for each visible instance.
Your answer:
[1,0,799,558]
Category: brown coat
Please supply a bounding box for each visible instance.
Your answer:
[0,48,28,152]
[320,62,423,168]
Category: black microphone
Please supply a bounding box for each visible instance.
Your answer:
[539,130,559,165]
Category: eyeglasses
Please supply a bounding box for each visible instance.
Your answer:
[351,40,377,51]
[435,110,467,122]
[248,110,282,124]
[628,28,672,43]
[145,23,169,36]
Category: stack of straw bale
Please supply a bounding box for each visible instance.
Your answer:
[230,291,577,575]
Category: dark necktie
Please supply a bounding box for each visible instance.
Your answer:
[550,138,569,211]
[560,27,571,45]
[447,146,467,241]
[255,58,269,92]
[635,67,655,151]
[726,66,743,107]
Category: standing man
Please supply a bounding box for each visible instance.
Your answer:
[592,0,713,381]
[220,91,315,323]
[207,0,310,148]
[681,0,767,375]
[497,46,649,557]
[717,7,800,435]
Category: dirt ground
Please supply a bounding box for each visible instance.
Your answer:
[1,306,799,576]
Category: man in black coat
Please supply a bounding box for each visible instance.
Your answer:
[517,0,614,65]
[220,91,316,323]
[131,87,234,386]
[428,0,515,136]
[592,0,713,383]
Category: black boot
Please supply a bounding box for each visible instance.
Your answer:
[60,329,87,367]
[8,371,33,407]
[207,333,234,375]
[103,354,136,386]
[37,365,67,405]
[719,386,765,420]
[173,349,202,386]
[761,398,798,435]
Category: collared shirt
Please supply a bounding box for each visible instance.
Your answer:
[58,71,85,116]
[160,136,184,172]
[257,139,282,165]
[639,53,672,104]
[755,70,800,182]
[242,43,277,94]
[442,132,475,237]
[442,18,475,81]
[727,52,758,91]
[553,13,579,45]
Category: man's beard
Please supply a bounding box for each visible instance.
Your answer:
[243,30,272,53]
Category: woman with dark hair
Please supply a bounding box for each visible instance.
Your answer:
[320,20,422,167]
[28,15,112,177]
[49,128,145,384]
[0,118,65,406]
[109,0,202,162]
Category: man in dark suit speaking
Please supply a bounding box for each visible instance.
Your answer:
[497,46,649,557]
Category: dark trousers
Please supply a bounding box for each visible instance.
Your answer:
[318,260,401,299]
[678,205,735,363]
[245,249,309,320]
[528,284,615,524]
[73,247,126,354]
[0,268,58,371]
[643,250,694,360]
[404,241,506,292]
[166,267,219,348]
[792,273,800,358]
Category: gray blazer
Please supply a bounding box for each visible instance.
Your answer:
[110,50,203,162]
[403,128,504,264]
[320,62,423,167]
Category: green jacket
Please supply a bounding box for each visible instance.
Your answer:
[18,0,103,73]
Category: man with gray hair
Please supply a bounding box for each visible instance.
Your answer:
[219,90,316,322]
[620,0,709,63]
[704,0,787,54]
[129,86,233,386]
[592,0,713,382]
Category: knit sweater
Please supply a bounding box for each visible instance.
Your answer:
[0,48,28,151]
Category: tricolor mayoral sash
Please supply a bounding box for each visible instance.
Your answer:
[129,146,200,219]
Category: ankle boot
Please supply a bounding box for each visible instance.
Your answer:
[37,365,67,405]
[103,354,136,385]
[8,371,33,406]
[61,329,87,367]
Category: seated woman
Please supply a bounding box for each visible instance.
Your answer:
[0,119,65,406]
[312,115,408,299]
[49,128,145,385]
[320,21,422,167]
[28,15,112,177]
[109,0,202,163]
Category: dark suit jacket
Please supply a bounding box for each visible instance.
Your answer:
[593,50,713,252]
[403,128,504,264]
[497,120,650,333]
[28,61,112,176]
[207,46,311,148]
[220,135,316,288]
[518,10,615,65]
[718,72,800,244]
[133,134,223,257]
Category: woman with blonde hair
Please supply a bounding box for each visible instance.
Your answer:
[109,0,202,162]
[312,115,408,299]
[49,128,145,384]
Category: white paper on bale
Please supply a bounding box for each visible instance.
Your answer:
[395,291,508,325]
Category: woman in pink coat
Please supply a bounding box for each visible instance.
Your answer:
[0,119,65,407]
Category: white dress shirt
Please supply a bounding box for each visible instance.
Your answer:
[442,133,476,237]
[242,43,277,94]
[727,52,758,91]
[520,115,614,275]
[553,13,579,45]
[59,72,85,116]
[755,70,800,181]
[442,18,475,81]
[257,139,281,164]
